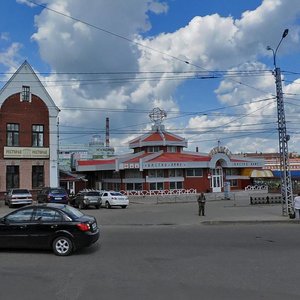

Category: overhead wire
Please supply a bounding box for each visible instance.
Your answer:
[14,1,295,147]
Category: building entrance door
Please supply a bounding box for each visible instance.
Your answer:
[211,168,223,193]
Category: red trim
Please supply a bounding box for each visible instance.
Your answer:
[77,159,115,166]
[148,153,210,162]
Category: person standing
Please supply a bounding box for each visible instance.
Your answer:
[294,192,300,219]
[197,193,206,216]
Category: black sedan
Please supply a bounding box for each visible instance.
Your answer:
[0,203,100,256]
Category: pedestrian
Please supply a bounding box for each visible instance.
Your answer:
[197,192,206,216]
[294,192,300,219]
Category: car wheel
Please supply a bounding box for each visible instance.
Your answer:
[8,202,13,208]
[121,205,127,209]
[52,236,73,256]
[105,201,111,209]
[95,205,100,209]
[78,201,85,210]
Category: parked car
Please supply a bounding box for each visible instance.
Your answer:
[101,191,129,209]
[0,203,100,256]
[37,187,68,204]
[4,188,33,208]
[71,190,102,209]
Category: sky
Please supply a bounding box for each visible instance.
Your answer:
[1,0,300,155]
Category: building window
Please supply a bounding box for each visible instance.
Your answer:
[32,166,44,188]
[148,169,164,178]
[32,125,44,147]
[167,146,177,152]
[186,169,203,177]
[150,182,164,190]
[169,169,183,177]
[230,179,238,187]
[170,181,183,190]
[6,123,19,146]
[225,169,239,176]
[126,183,143,191]
[22,85,30,101]
[148,146,160,153]
[6,166,19,189]
[124,169,142,178]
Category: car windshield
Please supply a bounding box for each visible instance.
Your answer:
[60,205,84,219]
[111,192,122,196]
[13,189,30,194]
[50,188,66,194]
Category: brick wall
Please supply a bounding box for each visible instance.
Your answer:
[0,93,50,192]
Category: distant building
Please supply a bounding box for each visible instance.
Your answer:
[76,108,265,193]
[0,61,60,192]
[59,135,115,171]
[243,152,300,191]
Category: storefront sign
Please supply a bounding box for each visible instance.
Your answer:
[143,162,187,169]
[4,147,49,158]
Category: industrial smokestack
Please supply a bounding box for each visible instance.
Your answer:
[106,117,110,147]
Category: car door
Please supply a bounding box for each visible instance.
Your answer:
[28,207,65,248]
[101,192,109,203]
[0,207,35,248]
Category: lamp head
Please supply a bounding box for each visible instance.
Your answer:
[282,29,289,38]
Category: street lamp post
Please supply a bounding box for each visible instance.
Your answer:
[267,29,294,217]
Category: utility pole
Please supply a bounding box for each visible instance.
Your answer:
[267,29,294,216]
[57,117,60,187]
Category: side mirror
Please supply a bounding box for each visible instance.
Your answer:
[0,217,7,224]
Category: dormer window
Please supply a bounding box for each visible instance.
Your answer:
[167,146,177,152]
[21,85,31,102]
[148,146,160,153]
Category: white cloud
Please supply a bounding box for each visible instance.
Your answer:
[4,0,300,154]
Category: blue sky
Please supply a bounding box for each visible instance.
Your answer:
[1,0,300,155]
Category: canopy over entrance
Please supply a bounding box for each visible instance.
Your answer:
[241,169,273,178]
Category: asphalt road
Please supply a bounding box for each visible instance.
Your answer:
[1,221,300,300]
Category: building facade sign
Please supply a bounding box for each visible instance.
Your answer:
[143,162,187,169]
[4,147,50,158]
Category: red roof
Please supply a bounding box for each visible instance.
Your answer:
[124,153,149,163]
[142,132,183,142]
[77,159,115,166]
[129,130,185,146]
[148,152,210,163]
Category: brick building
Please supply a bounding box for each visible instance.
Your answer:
[0,61,60,192]
[76,108,264,193]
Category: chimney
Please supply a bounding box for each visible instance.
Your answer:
[106,117,110,147]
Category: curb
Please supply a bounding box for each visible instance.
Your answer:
[201,219,300,225]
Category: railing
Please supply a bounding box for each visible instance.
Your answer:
[250,195,281,205]
[120,189,197,196]
[245,185,268,191]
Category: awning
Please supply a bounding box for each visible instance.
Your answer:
[272,170,300,179]
[241,169,274,178]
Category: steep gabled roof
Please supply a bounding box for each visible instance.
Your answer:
[0,60,59,116]
[129,128,187,149]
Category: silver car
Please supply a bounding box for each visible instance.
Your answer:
[4,188,33,208]
[72,191,102,209]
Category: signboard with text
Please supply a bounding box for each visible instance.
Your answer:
[4,147,50,159]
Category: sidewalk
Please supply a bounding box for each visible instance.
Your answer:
[200,200,293,224]
[125,196,298,226]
